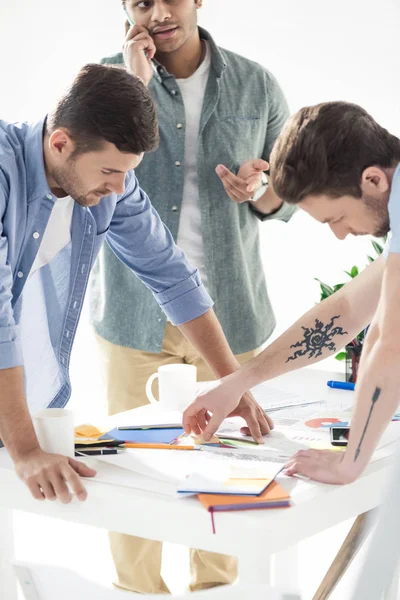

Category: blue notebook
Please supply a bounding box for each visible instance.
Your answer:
[100,427,184,444]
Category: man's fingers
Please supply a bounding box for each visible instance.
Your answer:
[246,174,263,192]
[26,479,45,501]
[252,159,269,171]
[38,478,57,501]
[125,23,147,41]
[243,413,264,444]
[69,458,97,478]
[265,413,275,430]
[62,464,88,502]
[50,471,72,504]
[182,404,201,434]
[203,412,225,441]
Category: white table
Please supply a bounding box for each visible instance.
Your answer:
[1,369,398,599]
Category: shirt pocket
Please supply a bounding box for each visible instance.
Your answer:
[205,114,267,174]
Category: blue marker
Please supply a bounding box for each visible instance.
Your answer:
[327,380,355,391]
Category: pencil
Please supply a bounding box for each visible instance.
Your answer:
[123,443,195,450]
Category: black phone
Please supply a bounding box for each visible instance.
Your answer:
[330,426,350,447]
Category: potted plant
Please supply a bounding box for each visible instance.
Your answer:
[315,237,387,383]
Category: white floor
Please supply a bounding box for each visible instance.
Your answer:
[14,302,372,599]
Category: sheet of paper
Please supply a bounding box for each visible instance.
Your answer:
[84,459,179,497]
[251,386,311,410]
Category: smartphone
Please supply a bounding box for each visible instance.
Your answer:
[123,6,135,27]
[330,426,350,447]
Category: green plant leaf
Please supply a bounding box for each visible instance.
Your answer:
[333,283,345,292]
[372,241,384,255]
[367,255,375,263]
[335,352,347,361]
[350,266,359,278]
[315,279,335,298]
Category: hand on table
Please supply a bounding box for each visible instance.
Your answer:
[183,378,274,444]
[283,449,358,484]
[216,159,269,203]
[15,448,97,503]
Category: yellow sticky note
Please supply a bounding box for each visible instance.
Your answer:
[75,424,104,439]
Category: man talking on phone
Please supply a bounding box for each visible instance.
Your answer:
[92,0,295,594]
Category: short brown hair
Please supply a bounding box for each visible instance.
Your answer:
[47,63,159,156]
[270,101,400,204]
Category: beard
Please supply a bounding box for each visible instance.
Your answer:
[50,160,109,207]
[363,194,390,238]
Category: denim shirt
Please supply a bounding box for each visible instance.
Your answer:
[92,27,295,355]
[0,118,212,409]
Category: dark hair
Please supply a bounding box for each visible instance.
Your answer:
[270,101,400,204]
[47,63,159,156]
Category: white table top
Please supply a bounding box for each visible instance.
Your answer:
[0,368,397,558]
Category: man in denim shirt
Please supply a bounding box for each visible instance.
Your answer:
[0,64,271,509]
[91,0,295,594]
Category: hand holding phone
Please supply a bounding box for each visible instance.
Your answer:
[123,23,156,87]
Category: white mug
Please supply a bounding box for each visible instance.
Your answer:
[32,408,75,458]
[146,364,197,411]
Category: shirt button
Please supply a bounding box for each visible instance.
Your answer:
[175,161,181,167]
[158,318,162,322]
[177,123,183,129]
[171,90,177,95]
[171,205,178,212]
[17,271,23,278]
[32,232,40,240]
[46,193,53,200]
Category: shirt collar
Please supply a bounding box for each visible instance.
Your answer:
[24,116,53,203]
[151,26,227,82]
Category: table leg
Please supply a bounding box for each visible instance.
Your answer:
[238,551,272,584]
[0,507,18,600]
[312,511,373,600]
[273,544,299,589]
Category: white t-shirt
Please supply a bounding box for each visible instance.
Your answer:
[30,195,75,276]
[176,41,211,287]
[21,195,75,413]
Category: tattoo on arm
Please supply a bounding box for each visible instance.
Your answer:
[286,316,348,363]
[354,386,382,462]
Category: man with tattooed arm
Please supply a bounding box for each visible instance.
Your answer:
[183,101,400,485]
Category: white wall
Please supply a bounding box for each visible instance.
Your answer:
[1,0,399,408]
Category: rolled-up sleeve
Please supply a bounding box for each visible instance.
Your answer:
[0,179,23,369]
[107,173,214,325]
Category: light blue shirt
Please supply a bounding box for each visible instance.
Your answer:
[388,164,400,253]
[0,118,213,409]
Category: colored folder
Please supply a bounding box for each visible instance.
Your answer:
[198,481,290,512]
[100,427,184,445]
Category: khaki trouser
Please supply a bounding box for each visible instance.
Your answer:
[96,323,260,594]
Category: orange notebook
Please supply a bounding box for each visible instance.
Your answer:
[198,481,290,513]
[198,481,290,533]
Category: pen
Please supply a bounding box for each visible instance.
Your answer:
[123,443,195,450]
[327,381,355,391]
[117,425,182,431]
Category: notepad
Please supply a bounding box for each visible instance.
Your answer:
[177,461,283,496]
[100,427,184,445]
[198,481,290,512]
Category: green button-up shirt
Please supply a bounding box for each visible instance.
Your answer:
[90,27,295,355]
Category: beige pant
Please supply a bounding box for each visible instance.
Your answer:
[96,323,260,594]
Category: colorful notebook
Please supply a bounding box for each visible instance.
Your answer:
[198,481,290,512]
[100,427,184,445]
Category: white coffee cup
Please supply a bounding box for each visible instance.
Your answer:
[146,364,197,411]
[32,408,75,458]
